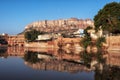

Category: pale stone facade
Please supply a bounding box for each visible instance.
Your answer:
[37,34,52,40]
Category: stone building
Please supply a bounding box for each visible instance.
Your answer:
[7,34,25,47]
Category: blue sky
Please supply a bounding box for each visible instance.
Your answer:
[0,0,119,35]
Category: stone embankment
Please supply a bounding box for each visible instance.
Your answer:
[24,35,120,51]
[24,38,84,54]
[106,35,120,51]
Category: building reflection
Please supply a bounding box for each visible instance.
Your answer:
[7,47,24,56]
[23,48,120,79]
[0,47,24,58]
[24,47,81,62]
[24,53,91,73]
[23,50,91,73]
[0,47,120,78]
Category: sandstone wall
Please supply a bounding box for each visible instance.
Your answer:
[106,36,120,50]
[105,51,120,66]
[24,38,83,54]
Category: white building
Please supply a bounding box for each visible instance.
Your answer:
[73,29,84,37]
[37,34,52,41]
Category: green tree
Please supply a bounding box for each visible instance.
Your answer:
[84,26,93,37]
[94,2,120,34]
[96,37,106,48]
[24,29,44,42]
[81,26,92,49]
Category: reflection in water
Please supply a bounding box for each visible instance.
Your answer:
[0,47,8,58]
[80,51,120,80]
[24,51,39,63]
[0,47,7,54]
[0,47,120,80]
[24,49,120,80]
[24,51,91,73]
[95,66,120,80]
[0,47,24,58]
[80,51,106,69]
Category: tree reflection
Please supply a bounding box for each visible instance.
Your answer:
[80,51,106,68]
[24,51,39,63]
[94,51,120,80]
[95,66,120,80]
[0,47,7,58]
[80,51,120,80]
[96,51,106,64]
[80,51,97,68]
[0,47,7,54]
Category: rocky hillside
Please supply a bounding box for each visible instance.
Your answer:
[24,18,94,33]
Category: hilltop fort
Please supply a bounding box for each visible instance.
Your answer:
[24,18,94,33]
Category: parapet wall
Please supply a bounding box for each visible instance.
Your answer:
[24,38,82,50]
[106,36,120,50]
[24,36,120,51]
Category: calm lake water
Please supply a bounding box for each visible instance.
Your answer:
[0,47,120,80]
